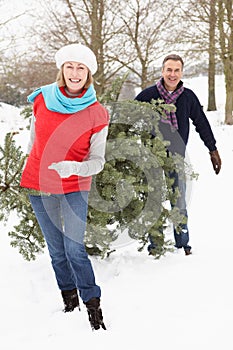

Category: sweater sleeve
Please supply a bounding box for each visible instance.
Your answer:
[189,91,217,152]
[27,114,36,154]
[73,125,109,176]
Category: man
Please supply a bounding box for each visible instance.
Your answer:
[135,54,221,255]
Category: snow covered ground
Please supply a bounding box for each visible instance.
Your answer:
[1,75,233,349]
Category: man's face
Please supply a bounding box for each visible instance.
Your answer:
[162,59,183,91]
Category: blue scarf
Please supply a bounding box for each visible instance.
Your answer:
[27,82,97,113]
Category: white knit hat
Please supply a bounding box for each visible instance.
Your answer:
[55,43,98,75]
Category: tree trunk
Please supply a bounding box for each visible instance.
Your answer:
[217,0,233,124]
[224,60,233,124]
[89,0,105,96]
[207,0,217,111]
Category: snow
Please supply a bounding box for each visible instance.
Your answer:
[1,75,233,349]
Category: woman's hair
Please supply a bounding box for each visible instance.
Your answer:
[162,54,184,70]
[56,65,93,89]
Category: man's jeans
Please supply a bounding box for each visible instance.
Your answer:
[171,170,191,250]
[29,191,101,303]
[148,169,191,252]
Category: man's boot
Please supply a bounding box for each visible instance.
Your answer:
[85,297,106,330]
[61,288,80,312]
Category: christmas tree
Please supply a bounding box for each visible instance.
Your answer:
[85,100,185,258]
[0,132,45,260]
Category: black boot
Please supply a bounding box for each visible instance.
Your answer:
[85,297,106,330]
[61,288,80,312]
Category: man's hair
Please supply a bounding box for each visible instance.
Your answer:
[162,54,184,69]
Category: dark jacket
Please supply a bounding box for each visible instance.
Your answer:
[135,84,217,156]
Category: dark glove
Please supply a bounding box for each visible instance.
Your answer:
[209,150,221,174]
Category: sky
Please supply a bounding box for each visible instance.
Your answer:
[0,1,35,29]
[0,0,40,54]
[1,75,233,349]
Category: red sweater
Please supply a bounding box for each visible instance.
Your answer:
[20,92,109,194]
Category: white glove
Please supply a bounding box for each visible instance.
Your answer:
[48,161,81,178]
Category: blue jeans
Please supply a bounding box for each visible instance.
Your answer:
[29,191,101,303]
[148,170,191,252]
[170,170,191,251]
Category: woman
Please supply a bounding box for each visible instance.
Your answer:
[20,43,109,331]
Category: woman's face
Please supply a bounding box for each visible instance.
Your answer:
[63,61,89,94]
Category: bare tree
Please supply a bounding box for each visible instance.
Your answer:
[28,0,181,93]
[29,0,127,96]
[176,0,233,123]
[217,0,233,124]
[2,0,232,120]
[113,0,175,89]
[174,1,218,111]
[208,0,217,111]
